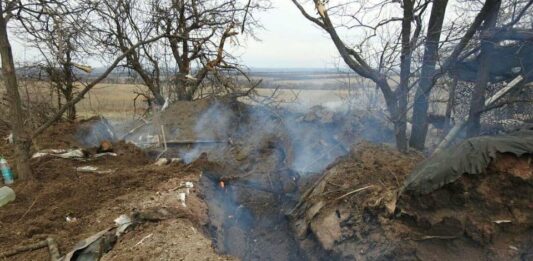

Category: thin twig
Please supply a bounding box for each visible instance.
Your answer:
[135,233,153,246]
[413,235,458,241]
[335,185,374,201]
[0,237,59,260]
[19,198,37,221]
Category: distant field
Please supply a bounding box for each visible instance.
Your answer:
[3,72,388,122]
[78,83,384,118]
[77,83,148,120]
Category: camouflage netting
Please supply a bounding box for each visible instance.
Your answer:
[289,140,533,260]
[402,129,533,195]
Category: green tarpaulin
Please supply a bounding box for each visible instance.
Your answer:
[402,129,533,194]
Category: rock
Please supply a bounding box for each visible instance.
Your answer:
[310,211,342,250]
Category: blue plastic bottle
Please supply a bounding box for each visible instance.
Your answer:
[0,157,14,185]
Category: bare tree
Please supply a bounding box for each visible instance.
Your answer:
[409,0,449,150]
[0,0,166,180]
[18,0,94,120]
[411,0,533,148]
[96,0,267,104]
[293,0,533,151]
[96,0,166,106]
[154,0,266,101]
[291,0,429,151]
[0,0,33,179]
[466,0,502,137]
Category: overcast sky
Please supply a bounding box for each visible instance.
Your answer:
[235,0,338,68]
[9,0,339,69]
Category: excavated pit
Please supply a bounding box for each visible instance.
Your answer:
[133,99,396,260]
[200,172,308,260]
[161,141,333,261]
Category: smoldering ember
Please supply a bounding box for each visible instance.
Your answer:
[0,1,533,261]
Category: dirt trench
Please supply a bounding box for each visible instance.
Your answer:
[202,158,339,260]
[147,100,377,260]
[158,140,332,261]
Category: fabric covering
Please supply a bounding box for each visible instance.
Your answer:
[402,129,533,195]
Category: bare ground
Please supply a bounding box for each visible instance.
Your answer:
[0,121,228,260]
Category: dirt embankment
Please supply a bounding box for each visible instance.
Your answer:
[3,98,530,261]
[0,121,226,260]
[289,142,533,260]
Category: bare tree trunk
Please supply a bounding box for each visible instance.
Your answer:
[0,9,33,180]
[64,89,76,120]
[443,76,457,132]
[396,0,415,152]
[466,0,501,137]
[64,49,76,120]
[409,0,449,150]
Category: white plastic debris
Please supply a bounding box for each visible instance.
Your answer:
[170,158,183,163]
[93,152,118,158]
[154,158,169,166]
[56,149,85,159]
[161,97,169,111]
[4,133,13,144]
[178,192,187,207]
[32,149,67,158]
[0,186,15,208]
[32,149,85,159]
[184,181,194,195]
[114,214,132,236]
[66,216,78,223]
[76,166,99,172]
[493,220,512,224]
[75,166,115,174]
[185,74,197,80]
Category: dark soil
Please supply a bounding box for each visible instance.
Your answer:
[0,122,207,260]
[290,142,533,260]
[2,99,531,261]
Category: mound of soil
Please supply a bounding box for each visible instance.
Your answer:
[0,122,218,260]
[398,153,533,260]
[288,142,422,259]
[290,142,533,260]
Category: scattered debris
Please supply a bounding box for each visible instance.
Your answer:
[178,192,187,207]
[76,166,115,174]
[32,148,118,161]
[154,157,182,166]
[154,158,169,166]
[493,220,512,224]
[0,237,60,260]
[114,214,132,237]
[4,132,13,144]
[93,152,118,158]
[65,216,78,223]
[32,149,88,159]
[63,228,116,261]
[0,186,15,208]
[1,157,14,184]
